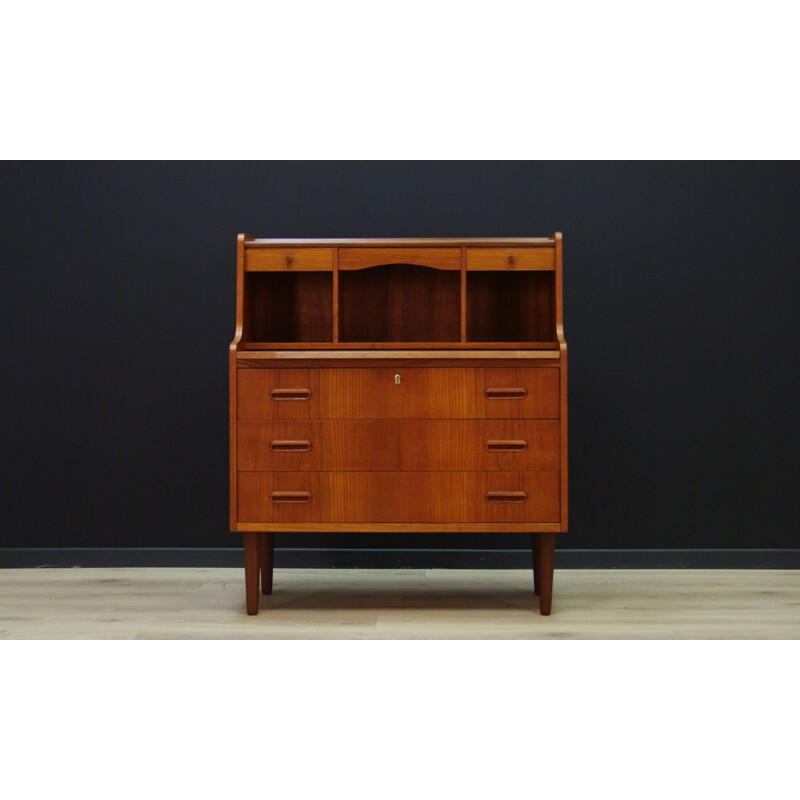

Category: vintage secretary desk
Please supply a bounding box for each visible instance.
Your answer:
[230,235,567,615]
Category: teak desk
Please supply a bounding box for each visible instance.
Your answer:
[230,236,568,614]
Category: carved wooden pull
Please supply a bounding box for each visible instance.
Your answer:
[271,491,311,503]
[270,440,312,452]
[486,440,528,452]
[485,387,527,400]
[270,388,311,401]
[486,491,528,503]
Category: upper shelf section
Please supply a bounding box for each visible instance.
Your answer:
[235,235,564,351]
[244,245,555,273]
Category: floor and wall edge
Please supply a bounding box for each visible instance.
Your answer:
[1,548,799,569]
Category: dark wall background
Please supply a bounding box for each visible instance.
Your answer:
[2,161,799,554]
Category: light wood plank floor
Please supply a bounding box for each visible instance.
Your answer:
[1,568,798,639]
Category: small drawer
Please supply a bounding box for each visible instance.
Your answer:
[467,247,554,271]
[339,247,460,271]
[245,247,333,272]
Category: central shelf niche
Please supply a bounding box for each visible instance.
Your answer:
[338,263,460,343]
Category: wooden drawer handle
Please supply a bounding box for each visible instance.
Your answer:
[269,440,312,452]
[485,387,528,400]
[486,491,528,503]
[271,491,311,503]
[270,388,311,401]
[486,439,528,452]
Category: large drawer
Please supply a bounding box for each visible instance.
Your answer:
[238,419,559,472]
[237,367,560,419]
[238,471,560,523]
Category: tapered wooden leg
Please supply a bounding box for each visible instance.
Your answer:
[243,532,260,615]
[531,534,540,595]
[533,533,555,615]
[261,532,274,595]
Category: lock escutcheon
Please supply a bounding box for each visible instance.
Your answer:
[394,374,401,385]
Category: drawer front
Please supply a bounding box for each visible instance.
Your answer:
[466,247,554,271]
[238,419,559,472]
[238,471,560,523]
[339,247,460,271]
[319,368,559,419]
[245,247,333,272]
[238,368,559,419]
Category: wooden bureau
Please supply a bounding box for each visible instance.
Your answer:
[230,235,567,614]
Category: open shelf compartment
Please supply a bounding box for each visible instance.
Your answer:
[467,270,556,343]
[339,264,460,343]
[243,271,333,345]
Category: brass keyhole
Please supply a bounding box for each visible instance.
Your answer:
[394,374,401,385]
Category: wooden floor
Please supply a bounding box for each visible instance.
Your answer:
[1,568,798,639]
